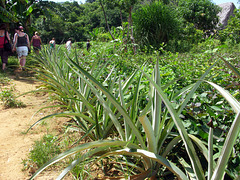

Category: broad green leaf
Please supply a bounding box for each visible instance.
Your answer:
[153,59,162,138]
[211,113,240,180]
[178,157,196,180]
[139,115,156,153]
[162,135,181,157]
[27,111,95,132]
[208,127,214,180]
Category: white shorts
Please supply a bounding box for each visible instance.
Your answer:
[16,46,28,57]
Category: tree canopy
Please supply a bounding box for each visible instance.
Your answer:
[0,0,231,52]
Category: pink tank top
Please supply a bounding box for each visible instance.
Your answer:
[32,38,41,47]
[0,36,6,49]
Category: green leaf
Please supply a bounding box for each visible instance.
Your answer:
[217,55,240,79]
[30,140,140,180]
[206,81,240,113]
[139,115,156,153]
[139,61,205,179]
[211,113,240,180]
[68,57,146,148]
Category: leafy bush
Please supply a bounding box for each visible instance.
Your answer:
[97,32,111,42]
[133,1,180,51]
[178,0,220,36]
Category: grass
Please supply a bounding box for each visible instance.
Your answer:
[22,134,61,170]
[0,88,26,108]
[0,72,11,84]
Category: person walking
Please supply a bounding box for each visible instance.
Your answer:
[86,39,91,51]
[65,38,72,53]
[31,31,42,55]
[13,27,19,45]
[0,23,10,72]
[12,26,30,71]
[49,37,55,50]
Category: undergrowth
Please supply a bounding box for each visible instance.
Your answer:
[22,134,61,170]
[0,88,26,108]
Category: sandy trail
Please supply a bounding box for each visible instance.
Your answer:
[0,76,58,180]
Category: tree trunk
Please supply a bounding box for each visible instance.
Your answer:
[99,0,115,40]
[120,9,128,52]
[128,6,136,54]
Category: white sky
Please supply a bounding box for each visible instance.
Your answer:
[50,0,239,8]
[212,0,239,7]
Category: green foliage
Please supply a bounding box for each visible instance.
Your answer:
[0,0,51,35]
[0,74,11,86]
[27,42,240,179]
[23,134,61,169]
[30,1,126,43]
[166,22,205,52]
[178,0,220,36]
[0,88,26,108]
[218,9,240,45]
[133,1,180,51]
[97,32,111,41]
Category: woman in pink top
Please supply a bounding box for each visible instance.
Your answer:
[31,31,42,55]
[0,23,10,72]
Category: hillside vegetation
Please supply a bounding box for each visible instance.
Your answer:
[0,0,240,179]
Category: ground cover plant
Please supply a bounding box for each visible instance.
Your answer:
[0,73,26,108]
[22,40,240,180]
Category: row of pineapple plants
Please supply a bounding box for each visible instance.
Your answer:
[25,41,240,179]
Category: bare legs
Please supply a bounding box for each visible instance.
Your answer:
[2,63,6,71]
[19,56,26,70]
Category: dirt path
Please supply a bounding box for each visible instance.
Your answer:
[0,75,59,180]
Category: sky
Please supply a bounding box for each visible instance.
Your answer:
[50,0,239,8]
[212,0,239,7]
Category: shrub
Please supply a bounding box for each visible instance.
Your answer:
[178,0,220,36]
[133,1,180,51]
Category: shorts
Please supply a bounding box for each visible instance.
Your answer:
[0,48,8,64]
[16,46,28,57]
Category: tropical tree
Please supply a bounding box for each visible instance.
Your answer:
[99,0,115,40]
[0,0,55,35]
[0,0,18,24]
[178,0,221,36]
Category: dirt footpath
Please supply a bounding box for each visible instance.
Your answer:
[0,76,59,180]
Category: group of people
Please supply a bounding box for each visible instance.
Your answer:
[0,22,91,72]
[0,24,31,71]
